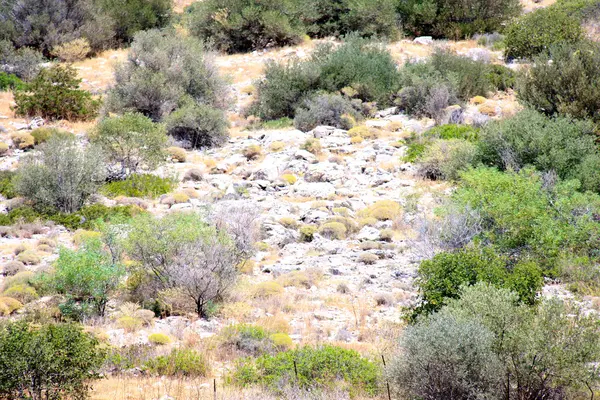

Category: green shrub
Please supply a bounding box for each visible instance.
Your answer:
[504,7,584,60]
[301,138,322,155]
[0,40,44,81]
[2,284,39,303]
[91,113,167,177]
[297,0,400,39]
[0,72,24,91]
[397,50,493,120]
[440,283,600,400]
[144,348,209,377]
[165,103,229,149]
[390,311,501,399]
[186,0,304,53]
[100,174,176,199]
[13,64,99,121]
[53,238,125,317]
[30,127,72,145]
[478,109,600,191]
[251,38,399,120]
[231,345,379,395]
[269,333,293,349]
[1,0,171,54]
[418,139,480,181]
[0,170,16,199]
[425,124,479,141]
[0,321,104,400]
[15,135,106,213]
[104,30,228,133]
[148,333,171,345]
[486,64,516,91]
[221,324,274,356]
[319,222,347,240]
[299,225,317,242]
[294,93,361,132]
[451,167,600,269]
[398,0,521,39]
[517,42,600,122]
[97,0,172,44]
[414,246,542,317]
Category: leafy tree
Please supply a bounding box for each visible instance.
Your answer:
[98,0,172,44]
[13,64,99,121]
[251,38,399,120]
[0,0,115,54]
[398,0,522,39]
[15,135,106,213]
[53,237,124,317]
[446,284,600,399]
[125,212,242,317]
[0,321,104,400]
[452,167,600,267]
[517,42,600,122]
[104,29,229,148]
[295,0,400,39]
[186,0,304,53]
[504,6,584,59]
[415,246,542,317]
[91,113,167,179]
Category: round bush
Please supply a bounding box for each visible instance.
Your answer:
[294,93,361,132]
[504,7,584,60]
[148,333,172,345]
[186,0,304,53]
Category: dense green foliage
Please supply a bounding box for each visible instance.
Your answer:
[0,0,172,55]
[144,348,209,377]
[52,238,125,317]
[104,29,229,148]
[453,168,600,268]
[15,135,106,213]
[0,71,23,91]
[251,38,399,121]
[186,0,305,53]
[186,0,399,53]
[0,321,104,399]
[0,203,142,231]
[296,0,400,39]
[398,0,522,39]
[517,42,600,122]
[415,247,542,315]
[231,345,380,395]
[393,283,600,399]
[13,64,99,121]
[0,40,44,81]
[504,6,584,59]
[100,174,176,199]
[91,113,167,178]
[478,110,600,191]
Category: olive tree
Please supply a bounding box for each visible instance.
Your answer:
[104,29,230,149]
[91,112,167,179]
[125,212,247,317]
[389,311,503,400]
[15,135,106,213]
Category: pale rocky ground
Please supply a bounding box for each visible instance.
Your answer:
[3,1,599,396]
